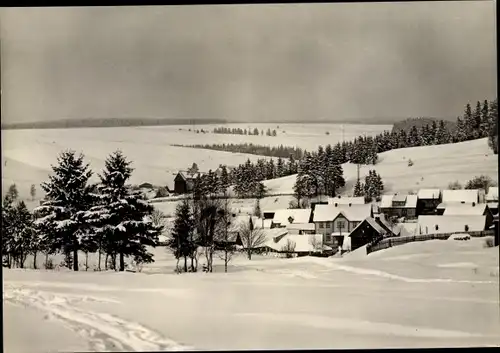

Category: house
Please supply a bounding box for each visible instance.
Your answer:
[379,194,418,219]
[417,215,486,235]
[486,186,498,214]
[266,233,333,256]
[328,196,365,205]
[312,203,373,247]
[173,172,195,194]
[271,209,312,228]
[238,228,289,252]
[443,203,494,230]
[348,217,390,251]
[416,189,441,215]
[436,189,481,214]
[285,223,316,235]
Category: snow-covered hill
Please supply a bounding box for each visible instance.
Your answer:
[262,138,498,196]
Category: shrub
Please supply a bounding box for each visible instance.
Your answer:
[448,181,462,190]
[408,159,414,167]
[465,175,497,193]
[484,237,495,248]
[44,258,54,270]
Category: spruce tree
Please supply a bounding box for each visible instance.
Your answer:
[472,101,482,139]
[168,200,195,272]
[463,103,474,140]
[34,150,94,271]
[353,180,365,197]
[276,157,285,177]
[455,117,468,142]
[480,100,490,138]
[83,151,163,272]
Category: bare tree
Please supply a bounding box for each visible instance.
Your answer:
[194,197,223,272]
[281,238,296,258]
[151,208,167,229]
[239,217,267,260]
[308,234,323,255]
[217,193,236,272]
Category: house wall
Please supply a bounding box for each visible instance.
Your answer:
[349,222,379,251]
[315,214,360,245]
[382,207,417,219]
[174,179,187,194]
[417,199,440,216]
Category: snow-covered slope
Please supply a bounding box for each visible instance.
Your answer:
[4,238,499,351]
[263,138,498,195]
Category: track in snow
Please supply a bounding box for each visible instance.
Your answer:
[3,283,193,352]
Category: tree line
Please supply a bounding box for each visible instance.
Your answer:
[213,127,278,136]
[2,150,163,271]
[174,143,304,160]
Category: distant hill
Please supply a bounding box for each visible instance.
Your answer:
[392,117,457,134]
[1,117,228,130]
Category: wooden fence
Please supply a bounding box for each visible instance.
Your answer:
[366,229,495,254]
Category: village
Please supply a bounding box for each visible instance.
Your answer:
[146,170,499,259]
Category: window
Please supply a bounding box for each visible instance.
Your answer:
[326,221,331,228]
[337,220,346,231]
[325,235,332,243]
[319,222,324,229]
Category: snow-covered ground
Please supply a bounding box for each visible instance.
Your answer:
[2,125,496,206]
[4,238,499,351]
[2,123,387,201]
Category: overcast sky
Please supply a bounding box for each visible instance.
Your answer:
[0,2,496,124]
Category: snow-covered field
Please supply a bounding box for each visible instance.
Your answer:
[2,123,388,201]
[3,238,500,351]
[2,125,496,206]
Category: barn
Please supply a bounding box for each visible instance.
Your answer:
[348,217,389,251]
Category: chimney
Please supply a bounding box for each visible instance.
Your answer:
[349,203,352,207]
[461,201,465,204]
[338,195,341,199]
[335,203,338,207]
[472,202,476,207]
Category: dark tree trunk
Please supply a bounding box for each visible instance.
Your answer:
[33,251,37,269]
[98,249,102,271]
[119,252,125,272]
[112,253,117,271]
[73,248,79,271]
[19,250,24,269]
[184,256,188,273]
[85,252,89,271]
[105,253,109,270]
[45,253,49,268]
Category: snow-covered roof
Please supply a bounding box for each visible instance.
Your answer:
[328,196,365,205]
[263,219,273,228]
[228,215,264,233]
[285,223,316,231]
[267,234,331,253]
[380,195,394,208]
[313,204,372,222]
[417,215,486,234]
[437,202,475,209]
[443,203,488,216]
[405,195,418,208]
[240,228,288,249]
[380,194,417,208]
[486,187,498,202]
[417,189,441,200]
[442,189,479,204]
[272,209,312,225]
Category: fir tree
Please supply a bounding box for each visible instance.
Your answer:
[266,159,276,179]
[82,150,163,272]
[480,100,490,138]
[168,200,195,272]
[488,99,498,154]
[455,117,468,142]
[34,150,94,271]
[30,184,37,201]
[276,157,285,177]
[463,103,474,140]
[353,180,365,197]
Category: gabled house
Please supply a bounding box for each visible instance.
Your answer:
[436,189,481,215]
[486,186,498,215]
[173,172,195,194]
[443,203,494,230]
[312,203,373,247]
[379,194,418,219]
[265,233,332,256]
[416,189,441,215]
[417,215,486,235]
[271,209,312,228]
[348,217,390,251]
